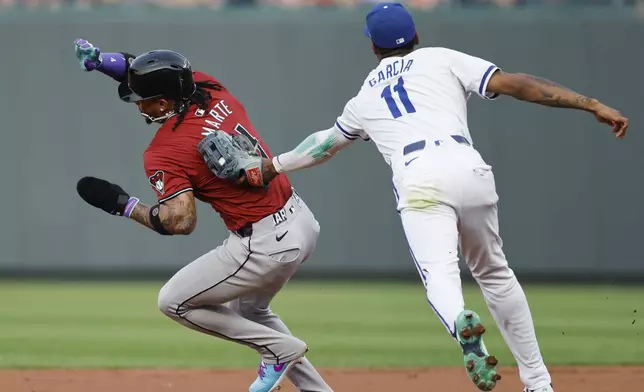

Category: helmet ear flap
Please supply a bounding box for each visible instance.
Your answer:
[178,71,197,101]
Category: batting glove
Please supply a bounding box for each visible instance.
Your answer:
[74,39,102,72]
[76,176,139,217]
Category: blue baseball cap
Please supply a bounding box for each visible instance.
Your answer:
[363,2,417,49]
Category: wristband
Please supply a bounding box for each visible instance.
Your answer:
[123,197,140,218]
[149,204,172,235]
[97,52,135,82]
[272,156,284,174]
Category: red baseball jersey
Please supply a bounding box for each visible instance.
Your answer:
[143,71,293,231]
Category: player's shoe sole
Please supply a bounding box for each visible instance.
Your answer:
[523,384,555,392]
[456,310,501,391]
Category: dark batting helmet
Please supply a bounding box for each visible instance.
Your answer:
[124,50,196,103]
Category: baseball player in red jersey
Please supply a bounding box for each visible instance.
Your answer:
[73,39,333,392]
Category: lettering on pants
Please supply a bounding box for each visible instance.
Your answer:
[273,209,287,226]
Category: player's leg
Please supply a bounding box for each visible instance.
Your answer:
[230,281,333,392]
[401,203,503,392]
[399,205,465,338]
[229,205,332,392]
[238,193,330,392]
[396,144,504,391]
[157,237,308,366]
[458,166,552,391]
[395,145,470,339]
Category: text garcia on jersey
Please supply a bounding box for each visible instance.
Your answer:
[368,59,414,87]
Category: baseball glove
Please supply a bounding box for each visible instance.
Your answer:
[197,131,267,188]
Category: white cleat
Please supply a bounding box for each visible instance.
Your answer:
[523,385,554,392]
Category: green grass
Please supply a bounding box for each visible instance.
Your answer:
[0,281,642,369]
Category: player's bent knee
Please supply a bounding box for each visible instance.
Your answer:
[290,337,308,357]
[157,286,181,319]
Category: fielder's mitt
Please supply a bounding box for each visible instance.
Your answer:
[197,131,267,188]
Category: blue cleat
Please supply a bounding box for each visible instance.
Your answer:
[249,358,302,392]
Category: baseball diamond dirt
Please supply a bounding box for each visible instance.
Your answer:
[2,366,643,392]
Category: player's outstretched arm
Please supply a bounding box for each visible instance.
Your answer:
[486,71,628,138]
[76,176,197,235]
[74,39,135,83]
[261,127,355,183]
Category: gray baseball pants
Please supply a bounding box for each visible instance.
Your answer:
[157,190,333,391]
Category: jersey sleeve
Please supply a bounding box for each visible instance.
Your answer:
[143,151,193,203]
[446,48,500,101]
[334,97,370,141]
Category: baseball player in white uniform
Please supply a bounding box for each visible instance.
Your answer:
[234,2,628,392]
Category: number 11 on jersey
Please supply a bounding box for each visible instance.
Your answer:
[381,77,416,119]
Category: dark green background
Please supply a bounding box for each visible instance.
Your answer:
[1,8,642,280]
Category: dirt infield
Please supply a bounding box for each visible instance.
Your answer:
[2,366,642,392]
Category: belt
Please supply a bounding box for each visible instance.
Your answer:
[234,189,302,238]
[235,224,254,238]
[403,135,470,155]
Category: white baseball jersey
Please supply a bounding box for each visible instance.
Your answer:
[333,47,499,168]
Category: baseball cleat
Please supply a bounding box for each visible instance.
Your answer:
[249,358,302,392]
[523,385,554,392]
[456,310,501,391]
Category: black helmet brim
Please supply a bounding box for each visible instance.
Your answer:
[118,81,145,103]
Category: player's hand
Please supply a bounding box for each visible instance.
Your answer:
[591,102,628,139]
[198,131,268,188]
[76,176,132,216]
[238,158,280,187]
[74,39,102,72]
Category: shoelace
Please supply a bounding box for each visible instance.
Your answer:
[257,362,267,379]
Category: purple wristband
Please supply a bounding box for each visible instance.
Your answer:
[123,197,140,218]
[97,52,128,81]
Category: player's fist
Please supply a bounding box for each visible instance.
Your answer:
[74,39,102,72]
[591,102,628,139]
[76,176,132,217]
[237,157,278,188]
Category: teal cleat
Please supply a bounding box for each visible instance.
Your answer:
[456,310,502,391]
[249,358,302,392]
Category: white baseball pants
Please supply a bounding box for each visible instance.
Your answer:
[392,137,552,390]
